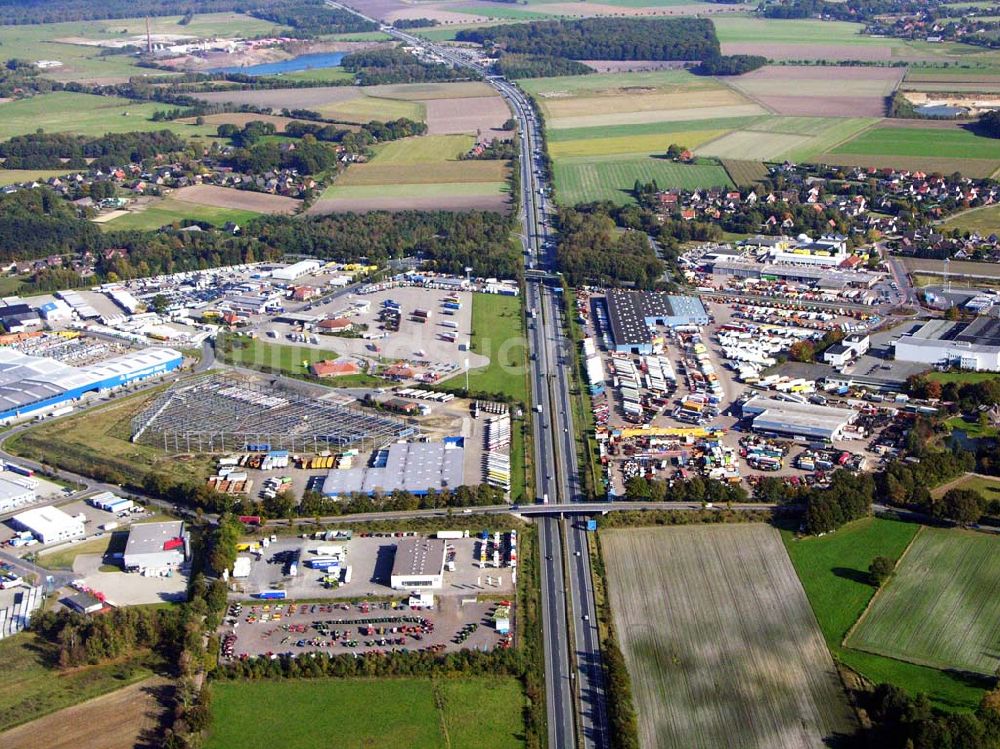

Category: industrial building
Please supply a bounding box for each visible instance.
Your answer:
[0,304,41,333]
[824,334,871,367]
[13,506,85,544]
[132,374,414,453]
[321,438,465,498]
[271,260,322,281]
[742,396,858,442]
[0,347,181,424]
[606,291,710,355]
[390,537,446,590]
[709,259,881,289]
[740,234,849,267]
[122,521,188,574]
[0,475,35,513]
[893,318,1000,372]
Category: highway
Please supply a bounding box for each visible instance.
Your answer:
[322,9,610,745]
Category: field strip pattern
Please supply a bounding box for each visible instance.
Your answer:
[845,527,1000,676]
[602,525,856,749]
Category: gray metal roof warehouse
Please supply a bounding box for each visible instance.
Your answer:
[742,396,858,441]
[321,439,465,497]
[605,291,709,354]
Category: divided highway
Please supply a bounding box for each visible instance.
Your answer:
[326,7,610,745]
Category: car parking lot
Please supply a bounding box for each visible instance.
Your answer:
[229,533,515,602]
[220,596,510,659]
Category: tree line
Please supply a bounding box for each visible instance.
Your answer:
[494,54,593,79]
[249,1,377,36]
[0,130,189,170]
[456,18,721,61]
[0,0,285,25]
[341,47,471,86]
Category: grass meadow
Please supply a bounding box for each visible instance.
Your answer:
[0,632,159,732]
[941,204,1000,234]
[782,518,991,711]
[553,156,732,205]
[845,527,1000,676]
[602,525,856,748]
[0,93,219,140]
[99,200,260,232]
[206,678,526,749]
[831,125,1000,160]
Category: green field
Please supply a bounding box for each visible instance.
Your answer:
[0,168,72,186]
[945,414,999,439]
[550,128,730,159]
[5,386,214,489]
[941,204,1000,234]
[831,126,1000,160]
[0,632,158,732]
[782,518,990,710]
[928,370,1000,384]
[100,200,260,232]
[220,335,384,387]
[546,116,765,143]
[320,95,426,124]
[933,473,1000,502]
[713,17,892,46]
[554,155,732,205]
[443,292,528,404]
[846,528,1000,676]
[0,92,219,141]
[371,135,474,163]
[206,677,525,749]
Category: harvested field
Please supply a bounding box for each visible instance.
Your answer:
[722,159,769,186]
[727,66,902,117]
[696,117,877,162]
[725,42,893,61]
[602,525,857,749]
[308,193,509,212]
[424,96,512,136]
[547,116,765,143]
[0,677,170,749]
[902,256,1000,278]
[548,104,765,130]
[540,88,754,122]
[171,184,300,214]
[368,81,498,100]
[845,528,1000,676]
[698,130,813,160]
[336,160,507,185]
[193,85,361,110]
[814,153,1000,178]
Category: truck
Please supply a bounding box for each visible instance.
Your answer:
[437,530,466,540]
[534,404,542,413]
[101,521,119,532]
[4,463,33,477]
[256,590,286,600]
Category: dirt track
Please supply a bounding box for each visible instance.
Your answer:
[0,677,171,749]
[308,194,509,213]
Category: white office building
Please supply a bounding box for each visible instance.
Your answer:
[122,521,188,574]
[13,506,85,544]
[0,475,35,513]
[390,538,446,590]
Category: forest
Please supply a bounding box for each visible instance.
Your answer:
[494,54,593,79]
[0,130,189,170]
[694,54,768,75]
[340,47,470,86]
[0,0,284,24]
[249,1,377,36]
[455,18,720,61]
[555,206,665,287]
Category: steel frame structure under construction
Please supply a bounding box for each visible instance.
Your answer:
[130,375,415,453]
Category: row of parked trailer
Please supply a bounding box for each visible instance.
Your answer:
[483,414,511,493]
[396,388,455,403]
[477,530,517,569]
[716,322,822,384]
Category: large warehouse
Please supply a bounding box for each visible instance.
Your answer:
[742,396,858,442]
[13,506,85,544]
[893,318,1000,372]
[0,347,181,423]
[606,291,710,355]
[390,538,446,590]
[0,475,35,513]
[122,521,188,574]
[321,438,465,498]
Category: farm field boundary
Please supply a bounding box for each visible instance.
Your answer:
[602,524,857,749]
